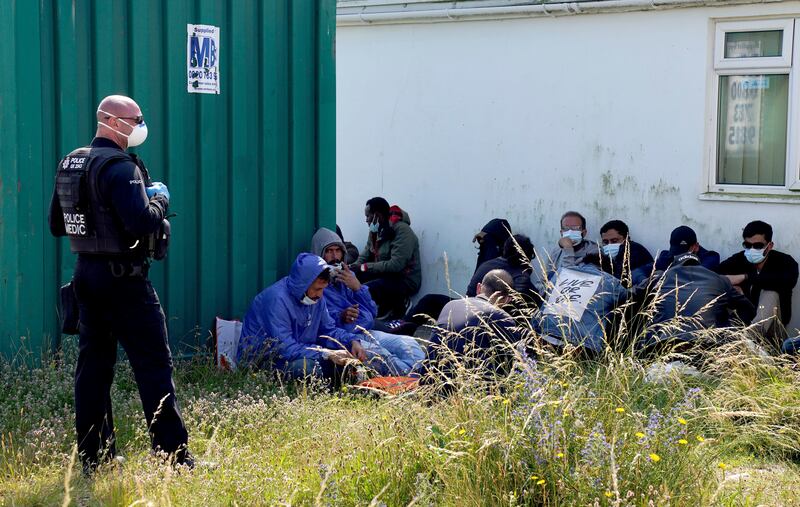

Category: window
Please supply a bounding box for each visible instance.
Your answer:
[709,19,800,194]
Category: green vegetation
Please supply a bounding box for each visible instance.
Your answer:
[1,334,799,506]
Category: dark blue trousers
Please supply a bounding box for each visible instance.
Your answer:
[72,255,188,469]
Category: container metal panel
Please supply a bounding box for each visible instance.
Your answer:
[0,0,336,359]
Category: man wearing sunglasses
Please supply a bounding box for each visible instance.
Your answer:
[48,95,191,473]
[716,220,798,347]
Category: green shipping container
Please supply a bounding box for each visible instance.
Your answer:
[0,0,336,359]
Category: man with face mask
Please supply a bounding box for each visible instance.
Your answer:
[353,197,422,317]
[716,220,798,345]
[311,228,425,375]
[599,220,653,287]
[531,211,599,295]
[238,253,369,378]
[48,95,190,473]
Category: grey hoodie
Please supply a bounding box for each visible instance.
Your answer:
[311,227,346,259]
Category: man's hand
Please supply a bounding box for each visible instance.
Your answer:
[341,304,360,324]
[350,340,367,362]
[726,274,747,286]
[558,237,575,250]
[338,265,362,291]
[326,349,355,366]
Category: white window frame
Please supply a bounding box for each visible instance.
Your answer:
[706,18,800,197]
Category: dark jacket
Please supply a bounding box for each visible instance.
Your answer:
[475,218,512,271]
[653,246,720,272]
[601,240,653,286]
[640,261,755,348]
[356,213,422,293]
[466,257,538,302]
[715,249,798,324]
[429,296,523,375]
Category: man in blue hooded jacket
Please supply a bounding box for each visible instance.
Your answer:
[237,253,368,378]
[311,227,425,375]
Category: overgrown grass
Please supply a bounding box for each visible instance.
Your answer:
[1,330,799,506]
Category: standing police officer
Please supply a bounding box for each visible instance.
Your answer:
[48,95,191,472]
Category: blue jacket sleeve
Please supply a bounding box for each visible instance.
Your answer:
[318,304,360,349]
[352,285,378,329]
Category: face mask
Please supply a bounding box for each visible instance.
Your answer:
[97,109,149,147]
[744,248,766,264]
[562,230,583,245]
[368,220,380,233]
[603,243,622,258]
[301,295,318,306]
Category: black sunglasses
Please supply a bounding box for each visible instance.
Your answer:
[742,241,767,249]
[107,115,144,124]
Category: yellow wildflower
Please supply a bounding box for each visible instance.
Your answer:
[560,381,568,388]
[678,417,688,425]
[556,452,564,458]
[536,479,546,486]
[635,432,645,439]
[615,407,625,414]
[502,398,511,406]
[530,475,538,481]
[458,428,466,436]
[718,462,727,470]
[678,439,688,445]
[696,436,705,442]
[604,491,613,498]
[649,453,661,462]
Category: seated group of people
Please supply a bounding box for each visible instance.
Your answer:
[236,197,800,382]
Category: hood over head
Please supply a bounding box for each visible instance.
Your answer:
[311,227,346,259]
[287,253,330,300]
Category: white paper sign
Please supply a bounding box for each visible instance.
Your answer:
[724,76,764,152]
[187,24,220,94]
[542,268,601,321]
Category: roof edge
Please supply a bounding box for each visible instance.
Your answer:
[337,0,786,26]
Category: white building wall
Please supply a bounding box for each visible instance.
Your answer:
[336,1,800,332]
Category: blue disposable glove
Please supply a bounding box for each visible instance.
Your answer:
[146,181,170,201]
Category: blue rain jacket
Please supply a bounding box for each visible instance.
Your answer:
[237,253,360,368]
[535,263,627,352]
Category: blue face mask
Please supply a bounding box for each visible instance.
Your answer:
[561,230,583,245]
[603,243,622,258]
[368,220,380,233]
[744,248,766,264]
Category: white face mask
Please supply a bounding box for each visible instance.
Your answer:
[97,109,148,147]
[301,295,318,306]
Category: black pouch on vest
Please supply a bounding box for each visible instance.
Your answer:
[148,219,171,260]
[59,281,79,335]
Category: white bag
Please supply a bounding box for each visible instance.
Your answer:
[215,317,242,371]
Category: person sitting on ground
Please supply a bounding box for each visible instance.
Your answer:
[653,225,720,271]
[352,197,422,317]
[535,253,627,355]
[598,219,653,287]
[715,220,798,347]
[473,218,513,272]
[467,234,540,305]
[532,211,600,294]
[381,219,515,336]
[311,227,425,375]
[428,270,525,378]
[636,252,755,355]
[237,253,368,379]
[335,225,360,265]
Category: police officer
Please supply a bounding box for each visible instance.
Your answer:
[48,95,191,472]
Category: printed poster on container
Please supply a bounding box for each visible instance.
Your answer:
[187,24,220,94]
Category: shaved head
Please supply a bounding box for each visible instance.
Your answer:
[95,95,142,149]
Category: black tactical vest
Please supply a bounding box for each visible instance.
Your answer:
[55,147,142,255]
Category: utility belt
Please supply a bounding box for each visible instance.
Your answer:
[78,254,151,278]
